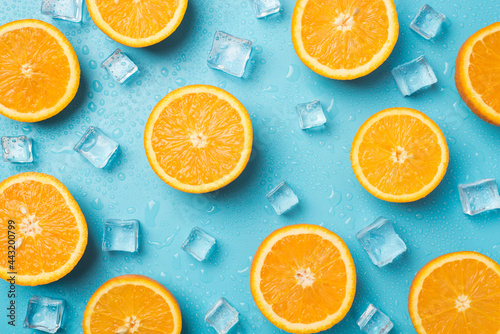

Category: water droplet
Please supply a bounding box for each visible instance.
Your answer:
[92,80,103,92]
[328,187,342,206]
[91,198,104,210]
[285,64,300,82]
[145,200,160,226]
[112,128,123,139]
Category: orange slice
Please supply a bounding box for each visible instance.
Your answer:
[0,172,87,286]
[455,22,500,126]
[83,275,182,334]
[291,0,399,80]
[144,85,253,193]
[0,19,80,122]
[250,224,356,333]
[86,0,188,47]
[351,108,448,203]
[409,252,500,334]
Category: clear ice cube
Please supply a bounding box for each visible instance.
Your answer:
[74,127,119,168]
[391,56,437,96]
[181,227,216,261]
[41,0,83,22]
[2,136,33,163]
[458,179,500,215]
[410,4,446,40]
[205,297,239,334]
[251,0,281,18]
[266,181,299,215]
[102,219,139,252]
[207,30,252,78]
[357,304,394,334]
[101,49,139,84]
[296,100,327,129]
[356,217,407,267]
[24,296,65,334]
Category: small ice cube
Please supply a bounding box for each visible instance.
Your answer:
[24,296,65,334]
[391,56,437,96]
[74,126,119,168]
[207,31,252,78]
[266,181,299,215]
[296,100,327,129]
[2,136,33,163]
[205,298,239,334]
[41,0,83,22]
[458,179,500,215]
[410,4,446,40]
[357,304,394,334]
[251,0,281,18]
[181,227,216,261]
[102,219,139,252]
[356,217,407,267]
[101,49,139,84]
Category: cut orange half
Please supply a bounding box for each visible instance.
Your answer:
[291,0,399,80]
[0,19,80,122]
[0,172,87,286]
[86,0,188,47]
[455,22,500,126]
[351,108,448,203]
[250,224,356,333]
[83,275,182,334]
[144,85,253,193]
[409,252,500,334]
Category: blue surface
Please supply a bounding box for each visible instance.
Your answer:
[1,0,500,333]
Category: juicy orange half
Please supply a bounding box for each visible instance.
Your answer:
[0,19,80,122]
[250,224,356,333]
[291,0,399,80]
[0,173,87,286]
[455,22,500,126]
[83,275,182,334]
[144,85,253,193]
[86,0,188,47]
[409,252,500,334]
[351,108,449,203]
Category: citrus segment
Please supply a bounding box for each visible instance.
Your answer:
[409,252,500,334]
[0,172,87,286]
[351,108,448,203]
[0,19,80,122]
[250,224,356,333]
[144,85,253,193]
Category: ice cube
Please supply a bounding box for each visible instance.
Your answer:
[410,4,446,40]
[251,0,281,18]
[102,219,139,252]
[296,100,327,129]
[41,0,83,22]
[205,298,239,334]
[458,179,500,215]
[101,49,139,84]
[266,181,299,215]
[74,126,119,168]
[356,217,407,267]
[23,296,65,334]
[357,304,394,334]
[1,136,33,163]
[391,56,437,96]
[181,227,216,261]
[207,30,252,78]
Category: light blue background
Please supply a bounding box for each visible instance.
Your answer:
[1,0,500,333]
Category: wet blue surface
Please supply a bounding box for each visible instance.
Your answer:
[1,0,500,333]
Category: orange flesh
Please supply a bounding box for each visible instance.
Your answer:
[417,259,500,333]
[94,0,178,38]
[260,234,347,324]
[468,30,500,112]
[0,180,80,275]
[357,115,442,195]
[0,27,71,113]
[151,92,245,186]
[301,0,389,69]
[90,283,175,333]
